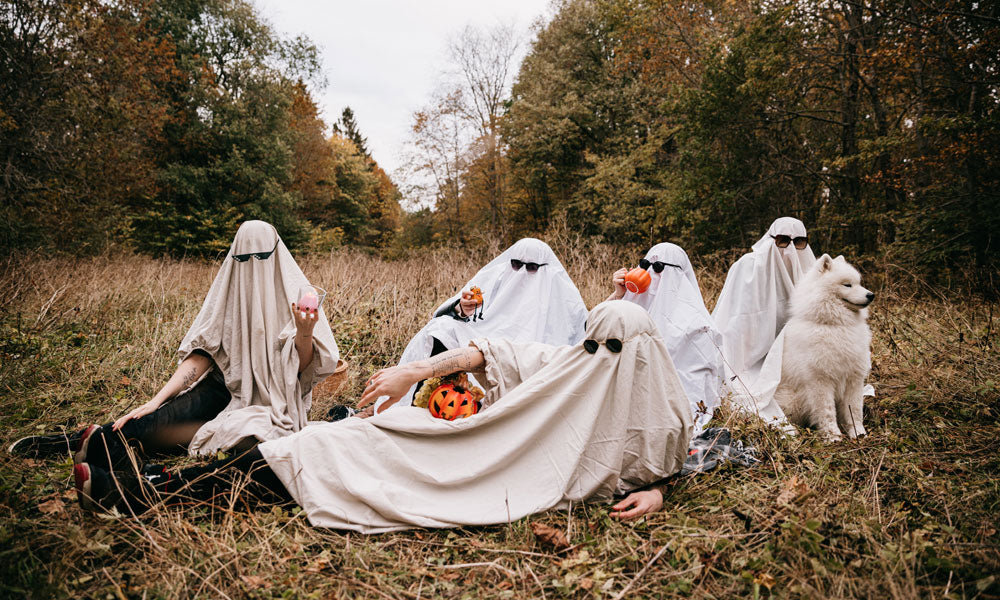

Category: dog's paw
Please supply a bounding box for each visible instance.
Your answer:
[846,425,867,439]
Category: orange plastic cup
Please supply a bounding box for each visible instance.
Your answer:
[624,267,651,293]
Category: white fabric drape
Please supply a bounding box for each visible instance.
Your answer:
[711,217,815,428]
[622,243,724,431]
[259,301,691,532]
[178,221,339,455]
[376,238,588,412]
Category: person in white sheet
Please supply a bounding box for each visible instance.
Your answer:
[21,222,340,485]
[608,243,724,431]
[74,302,693,534]
[711,217,815,426]
[372,238,588,413]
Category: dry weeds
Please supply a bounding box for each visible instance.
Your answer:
[0,234,997,599]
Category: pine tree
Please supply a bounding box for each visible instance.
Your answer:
[333,107,370,158]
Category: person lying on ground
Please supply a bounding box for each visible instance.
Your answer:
[74,302,692,533]
[10,221,339,472]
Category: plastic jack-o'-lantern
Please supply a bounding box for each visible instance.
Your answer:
[428,383,479,420]
[624,267,652,293]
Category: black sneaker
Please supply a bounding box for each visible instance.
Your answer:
[74,463,154,514]
[9,425,92,459]
[75,425,136,473]
[325,404,356,422]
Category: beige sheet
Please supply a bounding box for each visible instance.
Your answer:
[178,221,339,455]
[259,301,691,532]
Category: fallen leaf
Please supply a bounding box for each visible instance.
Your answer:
[304,557,331,574]
[38,498,65,515]
[754,572,776,590]
[776,475,809,506]
[530,522,570,550]
[241,575,270,589]
[120,376,131,386]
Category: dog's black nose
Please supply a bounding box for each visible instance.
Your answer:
[866,292,875,302]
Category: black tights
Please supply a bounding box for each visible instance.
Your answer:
[159,447,293,508]
[86,375,231,470]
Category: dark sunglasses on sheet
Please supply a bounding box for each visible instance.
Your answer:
[232,240,278,262]
[510,259,547,273]
[770,234,809,250]
[583,338,623,354]
[638,258,682,273]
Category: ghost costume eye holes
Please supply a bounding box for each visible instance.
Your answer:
[583,338,623,354]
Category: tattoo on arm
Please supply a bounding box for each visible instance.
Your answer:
[425,348,482,378]
[181,367,198,389]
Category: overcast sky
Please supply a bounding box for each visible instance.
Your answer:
[253,0,552,179]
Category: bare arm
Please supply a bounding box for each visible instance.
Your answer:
[112,352,212,430]
[358,347,485,410]
[291,302,318,373]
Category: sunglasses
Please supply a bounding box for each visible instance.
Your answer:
[638,258,682,273]
[583,338,623,354]
[771,235,808,250]
[232,240,278,262]
[511,259,547,273]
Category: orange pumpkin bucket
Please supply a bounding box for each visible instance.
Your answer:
[428,383,479,421]
[624,267,652,294]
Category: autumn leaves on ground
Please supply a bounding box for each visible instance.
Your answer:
[1,238,997,599]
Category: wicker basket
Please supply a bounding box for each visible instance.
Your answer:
[313,359,347,407]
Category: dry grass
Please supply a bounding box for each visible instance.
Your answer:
[0,233,998,599]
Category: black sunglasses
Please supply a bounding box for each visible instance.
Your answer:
[583,338,623,354]
[232,240,278,262]
[511,259,547,273]
[638,258,682,273]
[771,234,808,250]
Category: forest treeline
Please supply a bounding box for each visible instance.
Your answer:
[1,0,401,255]
[3,0,998,287]
[405,0,998,287]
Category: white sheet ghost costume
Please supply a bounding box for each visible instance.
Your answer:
[374,238,588,412]
[711,217,815,428]
[179,221,339,455]
[258,301,692,533]
[622,243,724,431]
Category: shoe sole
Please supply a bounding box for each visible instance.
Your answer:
[73,425,100,466]
[74,463,97,512]
[7,436,33,455]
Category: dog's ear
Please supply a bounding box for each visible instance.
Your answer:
[817,254,834,272]
[834,255,847,264]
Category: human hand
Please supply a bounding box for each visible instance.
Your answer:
[291,302,318,336]
[112,398,162,431]
[358,364,422,409]
[609,489,663,520]
[611,268,628,299]
[457,290,477,318]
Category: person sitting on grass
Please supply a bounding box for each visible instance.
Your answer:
[365,237,587,415]
[10,221,339,474]
[73,301,692,532]
[608,243,725,432]
[711,217,815,426]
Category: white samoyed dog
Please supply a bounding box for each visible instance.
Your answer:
[775,254,874,440]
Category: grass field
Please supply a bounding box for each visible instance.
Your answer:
[1,234,998,599]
